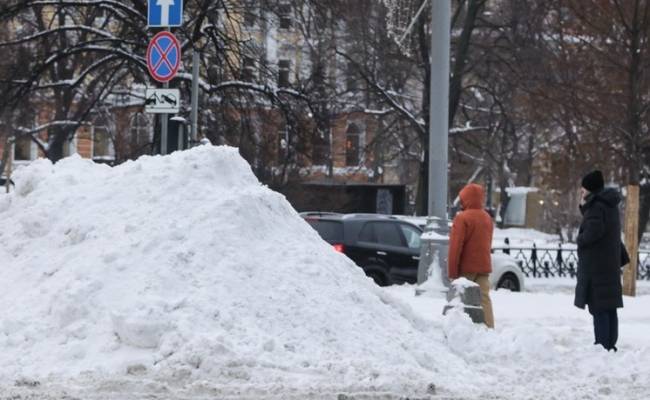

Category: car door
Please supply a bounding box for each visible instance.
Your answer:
[396,223,423,283]
[356,221,416,284]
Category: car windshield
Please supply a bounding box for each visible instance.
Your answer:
[306,220,343,243]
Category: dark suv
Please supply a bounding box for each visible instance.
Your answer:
[303,214,423,286]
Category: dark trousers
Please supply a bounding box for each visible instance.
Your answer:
[589,308,618,351]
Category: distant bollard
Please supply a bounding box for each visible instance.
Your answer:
[442,278,485,324]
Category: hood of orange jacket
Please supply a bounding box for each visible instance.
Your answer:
[459,183,485,210]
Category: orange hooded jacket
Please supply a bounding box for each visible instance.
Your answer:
[448,184,494,279]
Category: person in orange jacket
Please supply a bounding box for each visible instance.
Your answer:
[448,183,495,328]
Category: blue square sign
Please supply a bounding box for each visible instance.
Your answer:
[148,0,183,27]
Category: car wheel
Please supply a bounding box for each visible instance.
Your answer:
[496,272,520,292]
[364,266,390,287]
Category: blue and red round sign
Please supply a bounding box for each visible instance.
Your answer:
[146,31,181,83]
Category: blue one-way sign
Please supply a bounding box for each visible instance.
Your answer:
[148,0,183,27]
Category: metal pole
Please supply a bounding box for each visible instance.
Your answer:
[161,84,168,155]
[178,123,183,150]
[416,0,451,291]
[190,50,200,144]
[428,0,450,219]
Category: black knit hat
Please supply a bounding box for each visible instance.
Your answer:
[581,170,604,193]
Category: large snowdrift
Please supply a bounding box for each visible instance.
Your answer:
[0,146,470,398]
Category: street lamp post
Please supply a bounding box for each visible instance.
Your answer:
[416,0,451,293]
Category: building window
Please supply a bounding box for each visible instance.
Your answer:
[279,4,292,29]
[92,125,114,160]
[345,123,361,166]
[278,59,290,87]
[130,112,152,148]
[242,56,256,82]
[13,135,33,161]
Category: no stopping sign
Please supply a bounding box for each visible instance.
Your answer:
[146,31,182,83]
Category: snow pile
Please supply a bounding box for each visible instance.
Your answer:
[0,146,471,398]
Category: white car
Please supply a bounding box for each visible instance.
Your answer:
[490,252,525,291]
[397,215,525,291]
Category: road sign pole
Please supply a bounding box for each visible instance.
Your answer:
[161,82,169,155]
[190,49,200,144]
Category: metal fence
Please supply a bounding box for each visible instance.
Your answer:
[492,242,650,280]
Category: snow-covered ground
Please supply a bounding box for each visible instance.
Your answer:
[1,146,648,399]
[386,281,650,400]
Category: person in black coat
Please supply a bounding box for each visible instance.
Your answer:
[574,170,628,352]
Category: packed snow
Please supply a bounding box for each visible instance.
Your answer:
[1,146,649,399]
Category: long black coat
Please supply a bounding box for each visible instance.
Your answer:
[574,188,625,311]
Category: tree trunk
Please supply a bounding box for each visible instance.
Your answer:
[448,0,486,126]
[415,150,429,216]
[0,135,12,177]
[497,179,510,229]
[414,16,430,216]
[46,126,72,163]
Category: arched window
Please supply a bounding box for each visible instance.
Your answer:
[345,123,361,166]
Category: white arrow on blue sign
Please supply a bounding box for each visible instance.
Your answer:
[148,0,183,28]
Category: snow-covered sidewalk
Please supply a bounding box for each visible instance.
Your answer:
[386,280,650,399]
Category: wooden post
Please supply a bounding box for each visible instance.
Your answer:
[623,185,639,297]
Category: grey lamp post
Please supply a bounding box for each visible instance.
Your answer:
[416,0,451,293]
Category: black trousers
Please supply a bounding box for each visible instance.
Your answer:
[589,308,618,351]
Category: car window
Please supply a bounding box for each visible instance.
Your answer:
[358,223,375,242]
[306,220,343,242]
[400,224,421,250]
[372,222,403,247]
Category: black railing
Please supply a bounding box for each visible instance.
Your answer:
[492,241,650,280]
